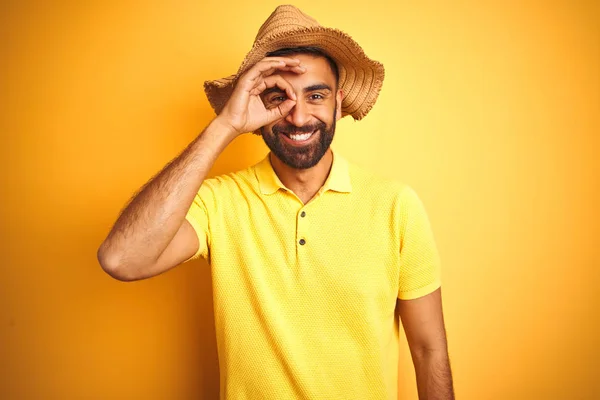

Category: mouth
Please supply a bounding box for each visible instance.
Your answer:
[280,129,318,145]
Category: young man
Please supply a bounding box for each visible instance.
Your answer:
[98,5,454,400]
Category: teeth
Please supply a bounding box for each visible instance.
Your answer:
[289,131,313,141]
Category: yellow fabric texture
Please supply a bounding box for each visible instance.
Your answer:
[184,148,441,400]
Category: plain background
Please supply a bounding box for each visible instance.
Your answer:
[1,0,598,398]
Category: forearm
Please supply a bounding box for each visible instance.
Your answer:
[412,349,454,400]
[98,117,235,271]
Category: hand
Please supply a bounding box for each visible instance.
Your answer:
[215,57,306,136]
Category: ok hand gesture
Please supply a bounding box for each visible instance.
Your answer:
[216,57,306,136]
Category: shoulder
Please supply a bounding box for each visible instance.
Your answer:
[192,164,256,209]
[344,157,430,218]
[345,157,412,198]
[201,165,255,190]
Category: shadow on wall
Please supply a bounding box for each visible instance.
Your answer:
[140,109,270,396]
[176,114,270,397]
[169,120,270,396]
[178,256,220,398]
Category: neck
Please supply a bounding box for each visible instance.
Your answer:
[269,149,334,203]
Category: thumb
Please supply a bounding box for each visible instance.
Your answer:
[266,99,296,124]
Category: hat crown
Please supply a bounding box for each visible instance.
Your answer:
[255,5,321,41]
[204,5,385,122]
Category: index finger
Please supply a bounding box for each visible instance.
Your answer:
[259,56,302,66]
[246,57,306,80]
[251,74,297,101]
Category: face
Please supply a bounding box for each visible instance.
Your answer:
[260,54,343,170]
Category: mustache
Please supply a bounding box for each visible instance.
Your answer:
[272,121,326,135]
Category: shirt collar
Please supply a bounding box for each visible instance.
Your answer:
[254,148,352,195]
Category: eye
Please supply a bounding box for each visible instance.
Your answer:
[269,95,287,103]
[309,93,324,101]
[263,94,287,109]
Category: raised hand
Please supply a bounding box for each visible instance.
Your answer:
[215,57,306,136]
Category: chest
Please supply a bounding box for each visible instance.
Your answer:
[209,193,401,311]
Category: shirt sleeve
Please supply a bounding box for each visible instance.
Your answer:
[397,186,442,300]
[183,182,214,262]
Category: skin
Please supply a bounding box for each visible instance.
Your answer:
[97,53,453,399]
[398,288,455,399]
[97,56,309,280]
[258,53,342,203]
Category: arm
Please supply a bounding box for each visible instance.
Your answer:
[97,57,304,281]
[397,288,454,400]
[97,119,235,281]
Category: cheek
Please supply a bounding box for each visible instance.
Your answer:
[313,107,335,123]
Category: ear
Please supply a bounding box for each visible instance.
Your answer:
[336,89,344,121]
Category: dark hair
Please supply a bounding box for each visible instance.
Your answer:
[265,46,340,85]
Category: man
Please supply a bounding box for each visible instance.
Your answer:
[97,5,454,400]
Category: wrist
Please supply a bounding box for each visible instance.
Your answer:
[210,115,240,140]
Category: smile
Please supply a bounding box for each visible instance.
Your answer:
[290,131,313,141]
[281,129,317,145]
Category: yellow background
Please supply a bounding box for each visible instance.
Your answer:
[1,0,598,399]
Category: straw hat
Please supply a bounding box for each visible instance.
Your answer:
[204,5,385,121]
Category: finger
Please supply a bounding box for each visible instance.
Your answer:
[258,56,302,67]
[237,60,284,89]
[260,63,307,77]
[245,57,304,81]
[249,75,295,98]
[235,58,305,97]
[264,75,295,100]
[256,64,307,79]
[266,99,296,123]
[251,75,296,101]
[287,65,307,74]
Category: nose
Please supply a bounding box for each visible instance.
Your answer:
[285,98,310,127]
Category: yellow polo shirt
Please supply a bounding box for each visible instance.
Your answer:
[185,148,441,400]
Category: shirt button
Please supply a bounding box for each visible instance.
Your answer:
[299,239,306,245]
[300,211,306,218]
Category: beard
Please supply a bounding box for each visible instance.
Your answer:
[260,109,337,170]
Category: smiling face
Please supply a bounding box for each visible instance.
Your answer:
[260,53,343,170]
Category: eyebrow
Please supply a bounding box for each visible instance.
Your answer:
[304,84,332,93]
[262,83,333,97]
[262,87,286,96]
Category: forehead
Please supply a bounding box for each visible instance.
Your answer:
[274,54,337,88]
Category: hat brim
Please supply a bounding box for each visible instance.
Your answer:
[204,26,385,121]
